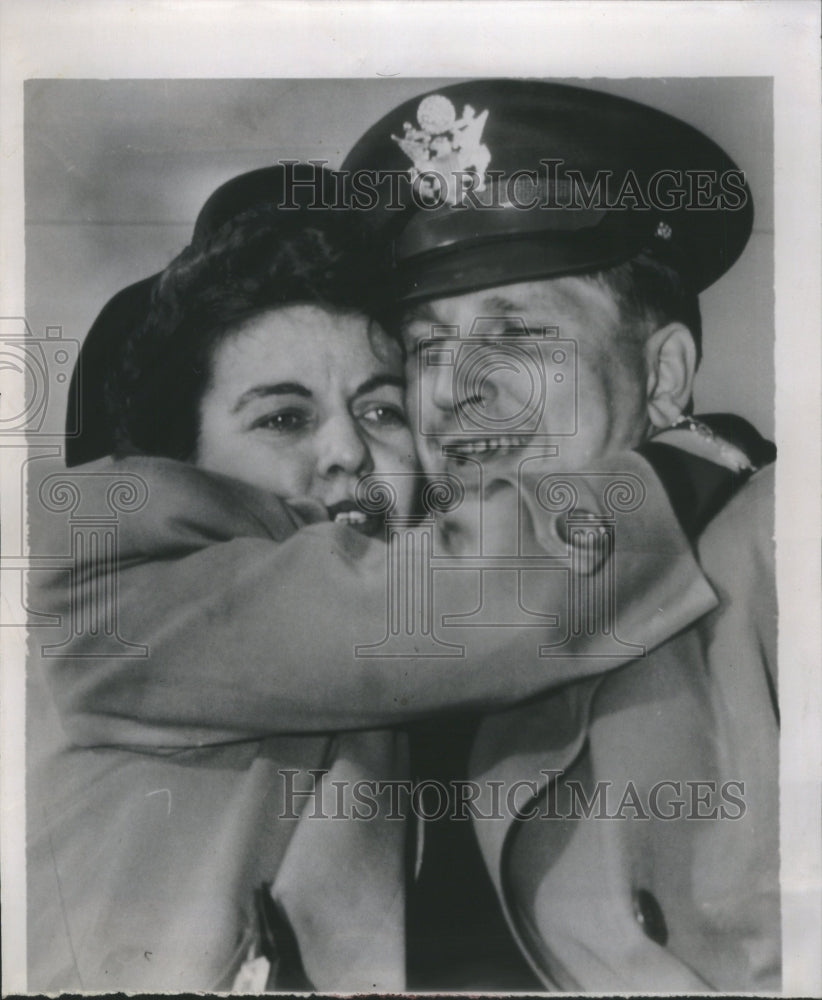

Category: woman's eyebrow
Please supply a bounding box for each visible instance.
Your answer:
[353,374,405,397]
[232,382,311,413]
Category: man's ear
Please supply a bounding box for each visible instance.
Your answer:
[644,323,698,430]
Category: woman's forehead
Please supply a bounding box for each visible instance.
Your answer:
[211,304,403,391]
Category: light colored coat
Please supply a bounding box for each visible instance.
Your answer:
[471,465,779,991]
[27,451,723,992]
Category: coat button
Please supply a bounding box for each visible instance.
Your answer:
[633,888,668,946]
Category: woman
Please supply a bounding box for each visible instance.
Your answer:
[28,171,425,993]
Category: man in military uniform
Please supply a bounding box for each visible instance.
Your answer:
[342,79,779,991]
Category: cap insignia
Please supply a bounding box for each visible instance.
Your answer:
[392,95,491,206]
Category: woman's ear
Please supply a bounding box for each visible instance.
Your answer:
[644,323,698,430]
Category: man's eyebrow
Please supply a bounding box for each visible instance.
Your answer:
[231,382,312,413]
[353,374,405,397]
[480,294,525,315]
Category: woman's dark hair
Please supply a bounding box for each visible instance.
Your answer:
[105,202,391,460]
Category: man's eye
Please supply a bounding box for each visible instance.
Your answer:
[253,410,309,433]
[500,322,534,337]
[360,404,408,429]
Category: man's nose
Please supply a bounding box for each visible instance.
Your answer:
[429,364,456,411]
[430,356,498,415]
[316,415,373,478]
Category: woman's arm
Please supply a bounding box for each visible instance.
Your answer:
[31,453,716,748]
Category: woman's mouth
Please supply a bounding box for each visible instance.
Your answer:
[326,500,386,538]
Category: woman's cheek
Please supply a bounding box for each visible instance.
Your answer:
[366,439,416,511]
[241,442,315,498]
[395,429,421,475]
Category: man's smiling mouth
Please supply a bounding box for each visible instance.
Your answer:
[441,435,533,460]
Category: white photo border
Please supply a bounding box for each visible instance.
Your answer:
[2,1,820,995]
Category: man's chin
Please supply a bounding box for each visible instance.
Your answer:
[417,461,505,503]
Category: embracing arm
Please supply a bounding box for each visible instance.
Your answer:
[32,453,716,747]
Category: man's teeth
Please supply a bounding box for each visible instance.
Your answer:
[333,509,368,524]
[445,435,531,455]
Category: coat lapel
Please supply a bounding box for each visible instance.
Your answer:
[271,729,408,992]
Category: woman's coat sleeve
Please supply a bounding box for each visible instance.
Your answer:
[29,453,717,747]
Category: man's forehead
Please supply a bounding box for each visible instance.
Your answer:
[401,276,618,327]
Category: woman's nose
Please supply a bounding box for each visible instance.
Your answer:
[316,414,373,478]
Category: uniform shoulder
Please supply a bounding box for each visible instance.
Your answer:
[697,463,774,570]
[695,464,776,668]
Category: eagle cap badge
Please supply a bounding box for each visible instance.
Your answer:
[392,95,491,206]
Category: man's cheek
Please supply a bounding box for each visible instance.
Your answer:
[405,381,427,444]
[414,439,443,477]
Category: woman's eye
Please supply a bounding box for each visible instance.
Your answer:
[253,410,309,433]
[360,404,408,429]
